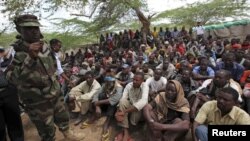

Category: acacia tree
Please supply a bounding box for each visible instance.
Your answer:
[1,0,155,43]
[154,0,250,26]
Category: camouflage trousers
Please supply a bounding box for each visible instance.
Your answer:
[23,95,69,141]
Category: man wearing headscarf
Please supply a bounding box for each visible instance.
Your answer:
[143,80,190,141]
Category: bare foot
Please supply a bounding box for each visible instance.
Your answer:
[122,129,129,141]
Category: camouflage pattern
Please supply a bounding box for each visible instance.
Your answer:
[14,15,42,27]
[7,41,69,141]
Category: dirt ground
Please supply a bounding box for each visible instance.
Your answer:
[21,113,192,141]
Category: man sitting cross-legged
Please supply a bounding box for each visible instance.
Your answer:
[115,72,149,141]
[81,76,123,141]
[143,80,190,141]
[68,71,102,125]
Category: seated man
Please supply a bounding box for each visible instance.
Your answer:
[81,76,123,141]
[216,52,244,82]
[192,57,215,81]
[145,69,167,101]
[115,72,149,141]
[240,60,250,114]
[156,59,176,80]
[176,69,199,98]
[116,64,134,88]
[143,80,190,141]
[68,71,102,125]
[139,63,154,81]
[192,87,250,141]
[189,69,243,119]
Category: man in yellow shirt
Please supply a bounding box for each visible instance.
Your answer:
[192,87,250,141]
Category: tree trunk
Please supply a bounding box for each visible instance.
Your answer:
[133,7,150,44]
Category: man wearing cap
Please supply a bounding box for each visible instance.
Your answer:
[116,64,134,87]
[82,75,123,140]
[7,14,84,141]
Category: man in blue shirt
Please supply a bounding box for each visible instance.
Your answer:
[216,52,244,82]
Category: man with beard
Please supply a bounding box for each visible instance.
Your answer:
[192,87,250,141]
[7,14,84,141]
[189,69,242,119]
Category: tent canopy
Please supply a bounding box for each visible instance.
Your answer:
[204,19,250,30]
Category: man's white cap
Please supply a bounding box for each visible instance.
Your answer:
[164,41,169,45]
[140,44,146,47]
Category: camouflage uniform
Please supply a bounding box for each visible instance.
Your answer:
[7,15,70,141]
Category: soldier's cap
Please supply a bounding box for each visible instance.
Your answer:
[14,14,42,27]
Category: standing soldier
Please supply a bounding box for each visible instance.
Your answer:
[7,14,84,141]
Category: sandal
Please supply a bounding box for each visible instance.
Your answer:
[114,132,133,141]
[102,130,111,141]
[114,132,123,141]
[80,120,92,129]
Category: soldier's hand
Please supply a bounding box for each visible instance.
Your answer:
[28,41,43,58]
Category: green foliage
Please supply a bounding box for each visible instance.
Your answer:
[1,0,147,33]
[0,0,145,47]
[154,0,250,26]
[43,32,97,50]
[0,33,17,47]
[0,32,97,50]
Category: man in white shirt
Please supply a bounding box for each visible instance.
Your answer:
[193,22,205,41]
[156,59,176,79]
[145,69,167,101]
[50,39,73,86]
[115,72,149,141]
[68,71,101,125]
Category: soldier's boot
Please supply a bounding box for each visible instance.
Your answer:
[62,129,85,141]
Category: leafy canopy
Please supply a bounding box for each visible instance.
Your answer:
[154,0,250,26]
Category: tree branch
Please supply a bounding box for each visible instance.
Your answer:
[70,1,101,18]
[148,12,157,19]
[0,27,8,36]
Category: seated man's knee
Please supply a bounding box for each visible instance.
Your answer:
[119,99,130,109]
